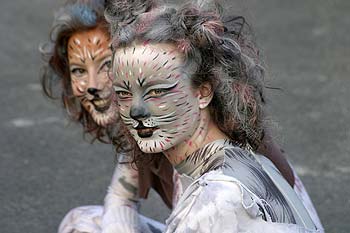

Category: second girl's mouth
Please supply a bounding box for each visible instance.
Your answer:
[92,98,111,112]
[135,123,159,138]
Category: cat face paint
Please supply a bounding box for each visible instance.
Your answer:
[68,27,117,126]
[113,43,201,153]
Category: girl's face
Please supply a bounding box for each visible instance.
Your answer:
[113,43,202,153]
[67,27,116,126]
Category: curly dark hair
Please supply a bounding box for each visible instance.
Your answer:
[104,0,266,164]
[40,0,112,142]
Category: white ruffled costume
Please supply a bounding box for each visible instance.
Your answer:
[58,141,324,233]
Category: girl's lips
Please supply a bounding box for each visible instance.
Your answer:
[92,97,111,112]
[135,123,159,138]
[137,128,157,138]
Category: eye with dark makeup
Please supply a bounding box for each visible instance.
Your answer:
[146,89,168,97]
[70,67,86,77]
[99,59,112,73]
[114,80,133,100]
[114,87,132,100]
[144,83,178,100]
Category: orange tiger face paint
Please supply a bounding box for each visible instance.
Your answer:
[68,27,116,126]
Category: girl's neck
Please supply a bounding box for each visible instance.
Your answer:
[163,109,229,165]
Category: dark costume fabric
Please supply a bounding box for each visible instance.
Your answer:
[138,155,174,209]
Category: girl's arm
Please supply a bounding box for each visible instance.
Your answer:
[101,154,141,233]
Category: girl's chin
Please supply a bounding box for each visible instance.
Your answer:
[136,139,174,154]
[91,111,116,127]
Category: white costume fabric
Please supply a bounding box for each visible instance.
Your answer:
[166,171,319,233]
[292,169,324,231]
[58,141,323,233]
[58,154,165,233]
[166,140,322,233]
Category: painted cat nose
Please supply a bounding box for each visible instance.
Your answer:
[87,88,99,97]
[130,105,150,120]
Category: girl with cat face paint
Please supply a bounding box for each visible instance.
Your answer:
[41,0,116,128]
[67,26,115,127]
[104,0,324,232]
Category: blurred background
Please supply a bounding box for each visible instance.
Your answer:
[0,0,349,232]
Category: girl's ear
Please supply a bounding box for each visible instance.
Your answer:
[197,82,214,109]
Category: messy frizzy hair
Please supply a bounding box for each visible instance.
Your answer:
[105,0,266,160]
[40,0,111,142]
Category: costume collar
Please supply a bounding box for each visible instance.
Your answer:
[175,139,235,179]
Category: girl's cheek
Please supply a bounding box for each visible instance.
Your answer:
[144,97,162,103]
[71,80,86,96]
[117,100,131,112]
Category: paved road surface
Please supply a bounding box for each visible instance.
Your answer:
[1,0,349,232]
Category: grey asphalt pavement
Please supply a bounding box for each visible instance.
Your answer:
[1,0,349,232]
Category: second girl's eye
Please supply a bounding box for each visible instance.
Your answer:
[71,68,86,77]
[116,91,132,99]
[100,60,112,72]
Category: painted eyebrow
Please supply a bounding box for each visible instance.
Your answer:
[95,52,111,63]
[69,55,111,70]
[69,63,85,69]
[137,77,146,87]
[141,75,174,89]
[113,80,131,91]
[97,56,112,69]
[69,49,110,64]
[122,80,131,90]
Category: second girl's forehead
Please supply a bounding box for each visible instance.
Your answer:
[67,27,111,62]
[113,44,186,85]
